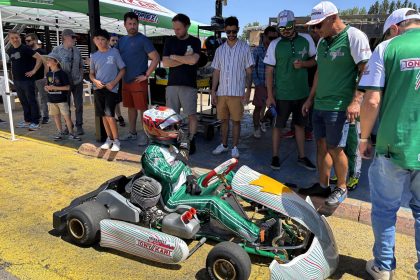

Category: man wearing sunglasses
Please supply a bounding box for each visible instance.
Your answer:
[358,8,420,280]
[264,10,317,171]
[300,1,371,207]
[211,16,254,159]
[251,26,278,139]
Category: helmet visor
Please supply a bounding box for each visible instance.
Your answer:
[159,114,183,130]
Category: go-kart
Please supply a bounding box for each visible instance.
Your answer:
[53,158,338,280]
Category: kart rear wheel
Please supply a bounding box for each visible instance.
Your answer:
[67,201,109,246]
[206,241,251,280]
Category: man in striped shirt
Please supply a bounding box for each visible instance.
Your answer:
[211,16,254,159]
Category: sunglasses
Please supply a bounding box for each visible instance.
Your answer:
[278,25,294,32]
[225,30,238,35]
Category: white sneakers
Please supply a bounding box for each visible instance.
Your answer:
[231,146,239,158]
[212,144,239,158]
[100,137,121,152]
[111,139,121,152]
[212,144,229,155]
[366,259,395,280]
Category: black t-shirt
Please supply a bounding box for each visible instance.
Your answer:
[163,35,201,88]
[33,48,46,80]
[46,69,70,103]
[7,44,36,81]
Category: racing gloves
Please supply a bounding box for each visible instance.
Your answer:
[186,175,201,196]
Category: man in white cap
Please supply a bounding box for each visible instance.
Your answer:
[300,1,371,206]
[358,8,420,280]
[264,10,317,171]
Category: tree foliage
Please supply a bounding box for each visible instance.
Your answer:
[367,0,419,14]
[240,21,259,40]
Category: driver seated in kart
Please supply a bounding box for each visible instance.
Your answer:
[141,106,274,243]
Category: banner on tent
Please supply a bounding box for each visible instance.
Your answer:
[132,9,159,24]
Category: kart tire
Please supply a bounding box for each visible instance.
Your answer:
[67,201,109,246]
[206,241,251,280]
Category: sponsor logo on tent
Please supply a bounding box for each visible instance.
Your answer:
[132,9,159,24]
[116,0,165,13]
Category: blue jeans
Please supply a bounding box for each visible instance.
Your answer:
[369,155,420,276]
[312,109,349,148]
[14,80,40,124]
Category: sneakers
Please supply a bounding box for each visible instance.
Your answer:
[298,183,331,197]
[101,137,113,150]
[212,143,229,155]
[283,130,295,139]
[53,131,65,141]
[253,129,261,139]
[329,175,338,185]
[16,121,30,128]
[231,146,239,158]
[297,157,316,171]
[28,123,40,131]
[347,176,359,191]
[121,132,137,141]
[68,134,81,141]
[117,116,126,127]
[305,131,313,141]
[137,132,148,146]
[365,259,394,280]
[111,139,121,152]
[271,156,280,170]
[41,117,50,124]
[325,187,348,206]
[76,126,85,135]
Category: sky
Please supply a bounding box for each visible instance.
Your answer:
[156,0,384,29]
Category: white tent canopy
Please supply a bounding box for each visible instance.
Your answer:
[0,5,176,37]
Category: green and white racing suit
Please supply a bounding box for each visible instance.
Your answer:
[141,143,260,242]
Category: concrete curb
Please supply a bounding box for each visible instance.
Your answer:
[78,143,415,237]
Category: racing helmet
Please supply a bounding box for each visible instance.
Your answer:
[143,106,183,146]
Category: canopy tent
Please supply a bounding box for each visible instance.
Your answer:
[0,0,212,36]
[1,0,213,140]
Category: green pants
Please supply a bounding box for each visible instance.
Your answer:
[345,123,362,178]
[165,174,260,243]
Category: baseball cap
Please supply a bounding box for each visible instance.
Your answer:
[45,52,62,65]
[277,10,295,27]
[306,1,339,25]
[383,8,420,34]
[62,29,76,37]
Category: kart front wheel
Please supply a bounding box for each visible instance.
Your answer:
[206,241,251,280]
[67,201,109,246]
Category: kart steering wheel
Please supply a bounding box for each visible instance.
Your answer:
[201,158,238,187]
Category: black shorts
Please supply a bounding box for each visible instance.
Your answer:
[275,98,307,128]
[94,89,117,117]
[115,81,123,103]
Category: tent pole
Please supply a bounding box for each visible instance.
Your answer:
[0,11,16,141]
[143,24,146,35]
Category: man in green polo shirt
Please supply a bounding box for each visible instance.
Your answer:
[300,1,371,206]
[358,8,420,280]
[264,10,317,171]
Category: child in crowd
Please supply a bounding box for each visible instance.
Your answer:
[90,29,126,152]
[44,53,81,141]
